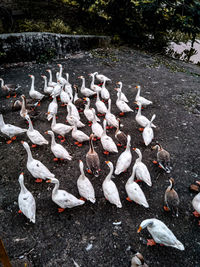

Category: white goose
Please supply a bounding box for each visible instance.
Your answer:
[137,218,185,250]
[25,115,48,147]
[105,99,118,128]
[21,141,55,182]
[60,87,71,106]
[47,96,58,121]
[67,101,80,121]
[41,75,54,95]
[64,73,73,97]
[94,72,111,83]
[116,82,128,102]
[78,76,96,97]
[46,130,72,161]
[50,80,62,98]
[125,165,149,208]
[77,160,96,203]
[115,135,132,175]
[71,119,89,146]
[116,89,133,116]
[142,114,156,146]
[100,78,110,100]
[51,114,72,142]
[135,85,152,106]
[192,192,200,220]
[83,98,100,123]
[132,148,152,186]
[95,91,108,115]
[66,104,85,128]
[0,114,27,144]
[103,161,122,208]
[46,69,57,87]
[18,172,36,223]
[135,101,156,129]
[29,75,45,101]
[89,73,101,93]
[101,120,118,154]
[47,178,85,212]
[91,110,104,138]
[57,64,67,85]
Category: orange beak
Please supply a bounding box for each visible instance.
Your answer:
[105,161,110,164]
[137,226,142,233]
[21,172,24,175]
[21,141,24,144]
[45,131,48,134]
[46,179,51,183]
[133,148,136,151]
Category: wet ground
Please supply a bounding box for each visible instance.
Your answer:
[0,47,200,266]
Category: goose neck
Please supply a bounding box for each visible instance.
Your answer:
[0,115,5,128]
[52,180,59,196]
[28,117,34,131]
[79,163,85,178]
[21,97,27,114]
[102,79,106,88]
[43,77,47,89]
[19,178,28,194]
[96,92,100,102]
[128,166,136,183]
[0,79,4,87]
[90,75,95,87]
[137,103,142,115]
[49,71,52,83]
[106,164,114,181]
[108,100,111,113]
[59,66,63,77]
[89,137,94,153]
[30,77,35,91]
[25,144,33,162]
[81,77,85,89]
[50,132,56,146]
[136,86,141,98]
[136,150,142,161]
[51,115,56,127]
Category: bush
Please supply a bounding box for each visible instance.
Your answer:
[18,19,46,32]
[49,19,71,34]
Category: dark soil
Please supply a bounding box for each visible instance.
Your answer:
[0,47,200,267]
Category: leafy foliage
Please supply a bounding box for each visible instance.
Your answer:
[1,0,200,51]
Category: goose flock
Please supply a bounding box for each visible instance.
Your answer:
[1,63,200,264]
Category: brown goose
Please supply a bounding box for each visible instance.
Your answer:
[86,133,100,177]
[0,78,21,98]
[12,97,39,111]
[115,118,127,147]
[20,95,39,119]
[164,178,180,217]
[131,252,148,267]
[73,85,85,110]
[152,143,171,173]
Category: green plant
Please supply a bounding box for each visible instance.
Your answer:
[49,19,71,34]
[18,19,47,32]
[36,48,56,63]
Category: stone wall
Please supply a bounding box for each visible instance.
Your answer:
[0,32,111,63]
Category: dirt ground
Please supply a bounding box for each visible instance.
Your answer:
[0,47,200,267]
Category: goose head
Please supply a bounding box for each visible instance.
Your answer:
[105,160,113,169]
[18,172,24,184]
[137,219,154,233]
